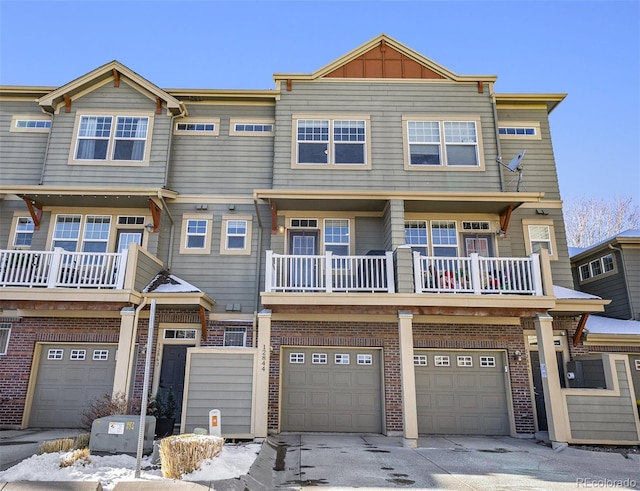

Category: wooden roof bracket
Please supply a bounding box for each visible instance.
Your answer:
[22,196,43,230]
[499,204,515,236]
[199,305,207,340]
[286,79,292,91]
[477,81,484,93]
[271,201,278,234]
[113,69,120,87]
[63,94,72,113]
[155,96,163,115]
[573,313,589,347]
[148,199,161,232]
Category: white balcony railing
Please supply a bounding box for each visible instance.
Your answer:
[413,252,543,295]
[0,248,127,289]
[265,251,395,293]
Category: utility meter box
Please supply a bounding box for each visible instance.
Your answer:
[90,415,156,455]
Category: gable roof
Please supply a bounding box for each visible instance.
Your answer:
[273,33,497,83]
[37,60,184,115]
[570,229,640,261]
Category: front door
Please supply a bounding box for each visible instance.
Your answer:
[463,234,494,256]
[159,344,191,423]
[116,230,143,253]
[530,350,566,431]
[289,230,319,289]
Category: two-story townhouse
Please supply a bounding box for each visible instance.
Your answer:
[1,35,637,447]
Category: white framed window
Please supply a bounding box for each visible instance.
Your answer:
[220,215,252,255]
[413,354,428,366]
[434,355,450,366]
[70,349,86,360]
[82,216,111,253]
[579,253,616,282]
[462,221,490,231]
[498,121,541,140]
[163,329,197,339]
[357,354,373,365]
[457,355,473,367]
[223,327,247,347]
[405,221,428,256]
[324,219,349,256]
[53,215,82,251]
[0,323,11,355]
[48,349,64,360]
[93,350,109,360]
[10,114,52,133]
[293,115,371,168]
[180,214,213,255]
[523,220,557,260]
[602,254,615,273]
[431,221,458,257]
[290,218,319,228]
[312,353,328,364]
[230,118,274,136]
[118,216,145,226]
[290,353,305,364]
[13,217,35,247]
[174,117,220,136]
[404,116,483,169]
[635,360,640,370]
[335,354,350,364]
[480,356,496,367]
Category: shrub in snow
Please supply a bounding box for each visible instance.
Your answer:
[159,434,225,479]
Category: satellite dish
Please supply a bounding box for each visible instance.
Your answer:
[496,150,527,191]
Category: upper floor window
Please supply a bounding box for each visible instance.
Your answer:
[405,220,428,256]
[523,220,558,260]
[431,221,458,257]
[220,215,252,255]
[173,117,220,136]
[10,115,52,133]
[71,112,153,165]
[82,216,111,253]
[324,219,350,255]
[293,115,370,168]
[179,214,213,255]
[186,220,207,249]
[14,217,34,247]
[404,116,483,170]
[498,121,541,140]
[53,215,82,251]
[579,253,616,282]
[230,118,274,136]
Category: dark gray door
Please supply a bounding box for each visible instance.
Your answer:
[530,350,566,431]
[288,230,319,289]
[415,350,509,435]
[30,343,116,428]
[281,347,382,432]
[159,345,192,422]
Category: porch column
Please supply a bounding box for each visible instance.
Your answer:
[398,310,418,447]
[534,313,569,447]
[254,309,272,439]
[113,307,136,397]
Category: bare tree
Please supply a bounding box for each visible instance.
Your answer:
[564,196,640,248]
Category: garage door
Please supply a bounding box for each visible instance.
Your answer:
[630,354,640,400]
[30,343,117,428]
[281,347,382,432]
[415,350,510,435]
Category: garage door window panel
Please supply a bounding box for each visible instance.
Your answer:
[357,354,373,365]
[70,350,86,360]
[93,350,109,360]
[434,355,450,366]
[312,353,327,364]
[48,349,64,360]
[457,356,473,367]
[290,353,305,363]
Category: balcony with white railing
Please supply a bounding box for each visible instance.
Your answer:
[413,252,543,295]
[265,250,395,293]
[0,248,128,289]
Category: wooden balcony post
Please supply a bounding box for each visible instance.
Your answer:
[385,251,395,293]
[412,251,423,294]
[325,251,333,293]
[264,250,273,292]
[47,248,64,288]
[470,253,482,294]
[536,249,553,296]
[530,252,544,296]
[115,249,128,289]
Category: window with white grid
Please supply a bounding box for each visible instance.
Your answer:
[93,350,109,361]
[434,355,450,367]
[14,217,34,247]
[357,354,373,365]
[290,353,305,364]
[414,355,428,366]
[70,349,86,360]
[48,349,64,360]
[224,327,247,347]
[0,324,10,355]
[457,355,473,367]
[335,354,350,364]
[312,353,327,364]
[480,356,496,367]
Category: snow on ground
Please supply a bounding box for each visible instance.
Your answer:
[0,441,261,491]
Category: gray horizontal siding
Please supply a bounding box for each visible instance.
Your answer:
[273,81,501,191]
[566,361,638,441]
[41,83,168,187]
[354,217,385,255]
[167,104,274,194]
[622,247,640,320]
[0,100,49,184]
[133,249,163,292]
[184,351,255,436]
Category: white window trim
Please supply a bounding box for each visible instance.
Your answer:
[291,114,372,169]
[180,213,213,255]
[229,118,274,136]
[8,214,35,249]
[498,121,541,140]
[578,253,618,284]
[220,215,252,255]
[0,323,11,355]
[323,218,351,256]
[173,117,220,136]
[403,115,485,171]
[223,327,247,347]
[10,114,52,133]
[82,215,111,253]
[68,110,154,167]
[522,219,558,260]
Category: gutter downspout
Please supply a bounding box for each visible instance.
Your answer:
[609,244,636,320]
[490,86,506,192]
[38,107,55,185]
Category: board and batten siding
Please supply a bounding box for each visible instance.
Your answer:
[182,348,256,437]
[168,104,274,195]
[564,357,640,443]
[273,81,501,192]
[40,82,169,187]
[0,100,50,184]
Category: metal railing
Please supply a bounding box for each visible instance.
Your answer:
[413,252,543,295]
[0,248,127,289]
[265,251,395,293]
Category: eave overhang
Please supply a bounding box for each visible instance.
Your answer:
[570,236,640,263]
[583,334,640,346]
[550,297,610,316]
[254,189,545,214]
[166,88,278,104]
[141,292,214,311]
[495,93,567,114]
[0,289,142,307]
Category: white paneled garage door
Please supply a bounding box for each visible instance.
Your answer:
[415,350,510,435]
[281,347,382,433]
[29,343,117,428]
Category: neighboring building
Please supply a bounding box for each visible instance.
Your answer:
[1,35,637,446]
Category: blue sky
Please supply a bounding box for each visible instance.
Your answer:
[1,0,638,202]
